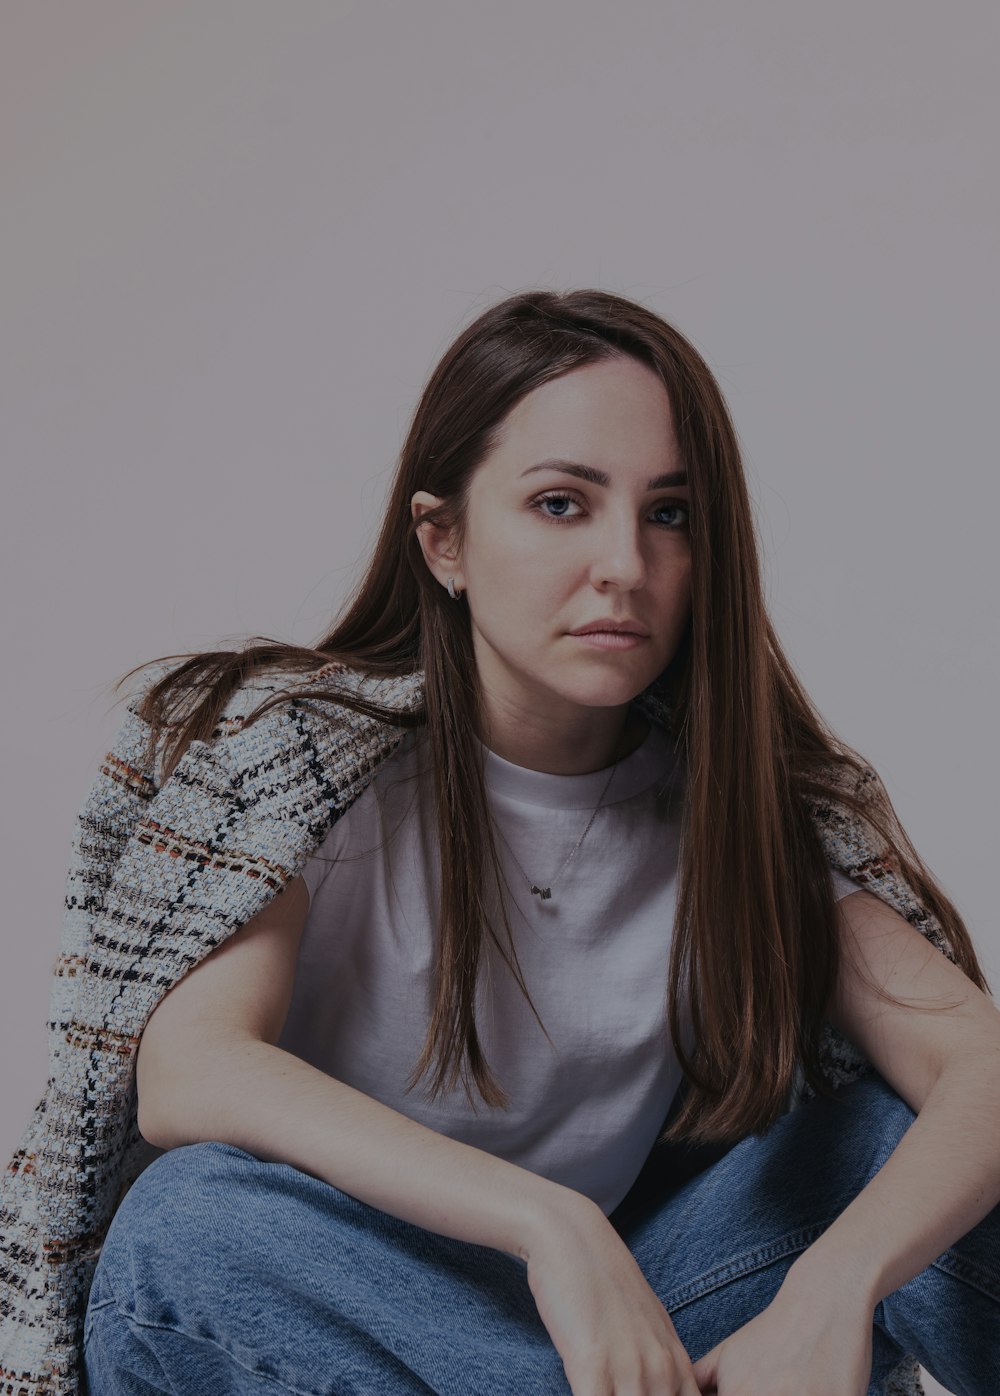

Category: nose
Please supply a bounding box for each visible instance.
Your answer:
[589,516,648,592]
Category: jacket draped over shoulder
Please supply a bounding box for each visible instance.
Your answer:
[0,663,951,1395]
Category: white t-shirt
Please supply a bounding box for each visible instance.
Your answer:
[276,720,860,1217]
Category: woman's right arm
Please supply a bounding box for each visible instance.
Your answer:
[134,874,583,1263]
[135,877,703,1394]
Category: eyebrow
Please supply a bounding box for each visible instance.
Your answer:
[519,458,688,489]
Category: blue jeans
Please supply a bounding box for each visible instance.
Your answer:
[83,1071,1000,1395]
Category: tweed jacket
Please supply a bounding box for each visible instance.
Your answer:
[1,660,958,1395]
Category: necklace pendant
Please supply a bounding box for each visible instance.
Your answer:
[530,884,552,900]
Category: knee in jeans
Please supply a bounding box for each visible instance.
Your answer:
[101,1141,247,1282]
[839,1071,918,1178]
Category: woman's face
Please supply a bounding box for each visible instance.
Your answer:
[413,354,692,764]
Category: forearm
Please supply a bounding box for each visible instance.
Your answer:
[138,1034,586,1264]
[787,1045,1000,1307]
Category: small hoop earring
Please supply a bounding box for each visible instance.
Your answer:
[446,577,462,600]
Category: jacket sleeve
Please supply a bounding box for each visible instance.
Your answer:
[2,663,418,1392]
[0,691,256,1394]
[821,762,959,965]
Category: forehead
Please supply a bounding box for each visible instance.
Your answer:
[486,358,683,477]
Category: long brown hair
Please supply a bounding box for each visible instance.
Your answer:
[117,288,990,1147]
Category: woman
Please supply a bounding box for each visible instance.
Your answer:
[3,291,996,1396]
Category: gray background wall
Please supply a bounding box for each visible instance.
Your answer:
[3,7,996,1392]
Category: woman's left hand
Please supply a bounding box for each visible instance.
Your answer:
[689,1269,876,1395]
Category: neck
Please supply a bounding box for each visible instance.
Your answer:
[479,704,651,775]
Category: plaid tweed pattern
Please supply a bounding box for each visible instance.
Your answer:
[0,663,948,1395]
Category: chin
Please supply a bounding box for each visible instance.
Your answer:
[544,680,645,712]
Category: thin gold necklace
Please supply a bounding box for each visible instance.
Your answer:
[492,757,620,901]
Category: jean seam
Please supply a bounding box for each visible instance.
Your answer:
[85,1302,180,1396]
[83,1295,117,1348]
[928,1252,1000,1305]
[661,1217,837,1312]
[96,1301,335,1396]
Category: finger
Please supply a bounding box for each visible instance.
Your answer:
[685,1353,716,1395]
[643,1347,706,1396]
[690,1347,718,1388]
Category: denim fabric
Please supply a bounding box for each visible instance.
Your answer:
[83,1071,1000,1395]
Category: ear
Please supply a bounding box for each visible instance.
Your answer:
[411,490,463,592]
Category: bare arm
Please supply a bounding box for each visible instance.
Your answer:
[135,875,589,1264]
[791,887,1000,1302]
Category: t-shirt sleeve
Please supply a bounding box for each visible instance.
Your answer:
[298,854,331,909]
[829,865,863,902]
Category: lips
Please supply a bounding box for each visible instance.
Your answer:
[572,630,648,650]
[570,622,649,637]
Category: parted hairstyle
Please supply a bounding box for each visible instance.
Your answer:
[117,288,990,1148]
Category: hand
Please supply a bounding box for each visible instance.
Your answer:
[689,1267,876,1395]
[524,1194,702,1395]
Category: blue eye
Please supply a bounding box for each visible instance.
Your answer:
[534,493,577,520]
[654,503,688,528]
[530,491,689,529]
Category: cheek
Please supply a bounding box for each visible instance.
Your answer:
[657,550,692,598]
[469,553,561,641]
[481,524,566,588]
[676,558,693,606]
